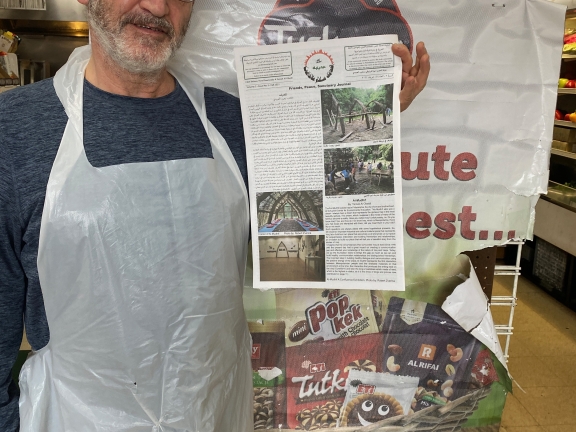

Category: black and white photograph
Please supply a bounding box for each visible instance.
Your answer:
[324,144,394,196]
[321,84,394,145]
[258,235,325,282]
[257,191,323,233]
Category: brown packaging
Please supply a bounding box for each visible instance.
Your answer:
[249,321,287,430]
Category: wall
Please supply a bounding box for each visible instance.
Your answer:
[259,236,301,258]
[298,235,324,263]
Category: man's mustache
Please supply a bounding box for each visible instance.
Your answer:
[121,12,175,38]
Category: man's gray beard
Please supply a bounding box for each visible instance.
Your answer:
[87,1,189,76]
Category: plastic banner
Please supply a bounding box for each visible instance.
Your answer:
[178,1,566,430]
[181,0,565,283]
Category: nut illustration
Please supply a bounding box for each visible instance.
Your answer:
[446,364,456,376]
[443,387,454,398]
[450,347,463,362]
[386,356,401,372]
[441,380,453,391]
[387,344,403,355]
[253,387,275,429]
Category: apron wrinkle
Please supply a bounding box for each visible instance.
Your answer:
[182,306,237,320]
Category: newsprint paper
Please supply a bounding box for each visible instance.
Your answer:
[235,35,405,291]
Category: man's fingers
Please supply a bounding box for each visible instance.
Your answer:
[416,52,431,90]
[414,42,430,82]
[415,41,428,59]
[399,76,417,112]
[392,43,413,74]
[395,41,431,111]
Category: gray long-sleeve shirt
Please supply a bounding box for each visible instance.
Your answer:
[0,78,247,431]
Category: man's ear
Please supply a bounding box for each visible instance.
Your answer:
[78,0,88,5]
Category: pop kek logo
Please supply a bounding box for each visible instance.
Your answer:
[305,294,364,335]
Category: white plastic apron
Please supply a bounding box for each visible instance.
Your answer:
[19,46,253,432]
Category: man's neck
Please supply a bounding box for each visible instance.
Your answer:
[84,42,175,98]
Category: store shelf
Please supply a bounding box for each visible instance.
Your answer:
[490,241,523,362]
[562,54,576,61]
[554,120,576,128]
[558,88,576,94]
[491,295,516,307]
[494,264,521,276]
[551,147,576,160]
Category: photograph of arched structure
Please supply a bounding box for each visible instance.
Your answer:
[259,235,325,282]
[325,144,394,196]
[257,190,324,233]
[321,84,394,145]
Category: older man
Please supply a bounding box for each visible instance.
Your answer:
[0,0,428,430]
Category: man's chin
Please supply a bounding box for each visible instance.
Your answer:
[113,45,174,74]
[118,57,170,75]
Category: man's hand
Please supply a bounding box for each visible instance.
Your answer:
[392,41,430,112]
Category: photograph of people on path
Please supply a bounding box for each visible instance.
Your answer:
[256,190,324,233]
[321,84,393,145]
[325,144,394,196]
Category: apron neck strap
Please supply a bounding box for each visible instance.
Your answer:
[53,45,91,141]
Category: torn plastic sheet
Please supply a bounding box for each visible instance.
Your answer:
[242,256,509,431]
[441,259,508,371]
[182,0,565,284]
[402,191,541,286]
[244,253,504,373]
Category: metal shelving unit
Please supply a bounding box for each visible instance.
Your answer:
[554,119,576,128]
[551,147,576,160]
[491,240,524,362]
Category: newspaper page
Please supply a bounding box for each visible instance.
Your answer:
[235,35,405,290]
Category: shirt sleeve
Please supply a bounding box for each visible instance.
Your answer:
[0,142,25,432]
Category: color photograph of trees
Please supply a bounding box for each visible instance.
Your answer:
[321,84,394,145]
[324,144,394,196]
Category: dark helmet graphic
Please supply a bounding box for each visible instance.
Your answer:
[259,0,413,53]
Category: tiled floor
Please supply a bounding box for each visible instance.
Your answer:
[492,275,576,432]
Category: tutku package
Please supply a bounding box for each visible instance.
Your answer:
[285,333,383,430]
[382,297,482,411]
[338,370,419,427]
[276,289,380,348]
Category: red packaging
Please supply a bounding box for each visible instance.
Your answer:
[470,349,499,388]
[285,334,384,430]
